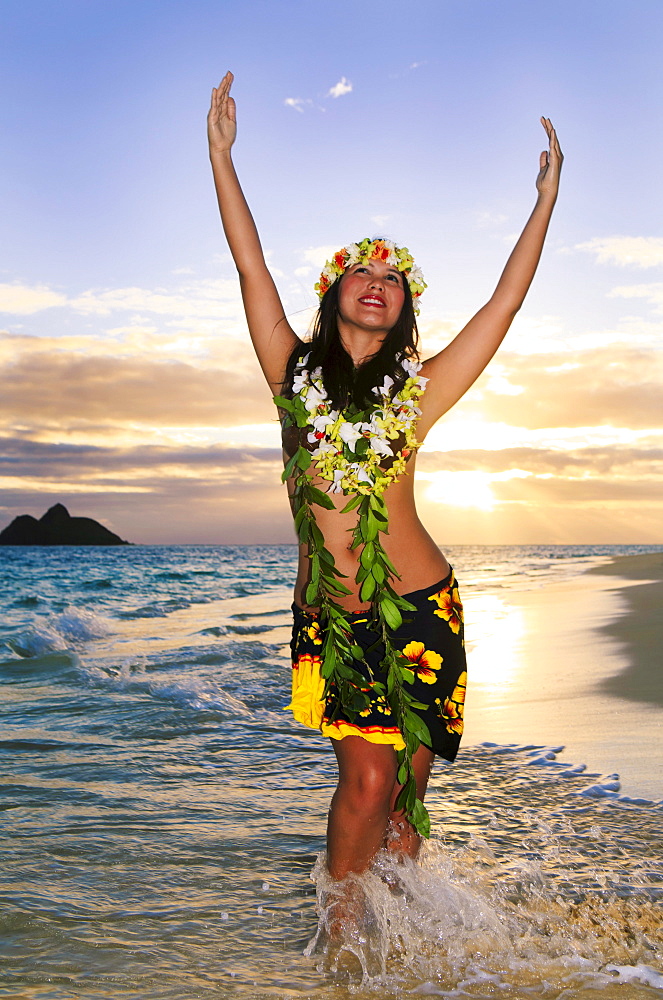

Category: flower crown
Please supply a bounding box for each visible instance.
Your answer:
[315,237,427,314]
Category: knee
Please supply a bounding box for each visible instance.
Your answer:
[336,761,395,815]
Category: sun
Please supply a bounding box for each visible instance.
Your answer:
[418,469,532,511]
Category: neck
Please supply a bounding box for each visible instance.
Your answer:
[337,321,386,367]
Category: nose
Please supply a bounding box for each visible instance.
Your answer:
[369,275,385,290]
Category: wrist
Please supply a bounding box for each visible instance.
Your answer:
[209,145,234,164]
[535,188,558,210]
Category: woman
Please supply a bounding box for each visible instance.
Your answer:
[207,72,562,881]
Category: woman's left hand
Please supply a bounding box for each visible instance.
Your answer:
[536,118,563,200]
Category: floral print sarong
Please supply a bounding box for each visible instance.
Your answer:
[288,568,467,763]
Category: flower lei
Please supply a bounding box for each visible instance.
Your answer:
[274,353,434,837]
[315,238,427,314]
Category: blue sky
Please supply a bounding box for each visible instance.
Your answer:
[1,0,662,543]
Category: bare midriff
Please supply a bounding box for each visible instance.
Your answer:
[286,453,450,612]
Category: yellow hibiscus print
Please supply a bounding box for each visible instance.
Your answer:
[286,653,325,728]
[438,671,467,735]
[306,620,322,645]
[428,581,463,634]
[401,641,443,684]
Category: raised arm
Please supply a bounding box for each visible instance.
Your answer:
[417,118,563,437]
[208,72,299,393]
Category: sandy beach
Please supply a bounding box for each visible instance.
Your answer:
[461,550,663,802]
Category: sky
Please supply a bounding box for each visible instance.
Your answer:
[1,0,662,545]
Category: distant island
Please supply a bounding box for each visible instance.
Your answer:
[0,503,130,546]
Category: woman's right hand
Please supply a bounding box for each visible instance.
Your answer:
[207,71,237,155]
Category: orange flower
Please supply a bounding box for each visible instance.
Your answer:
[428,583,463,634]
[401,641,443,684]
[370,241,390,262]
[439,671,467,735]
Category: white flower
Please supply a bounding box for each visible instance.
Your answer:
[304,384,327,409]
[338,421,365,451]
[312,412,335,434]
[329,469,346,493]
[409,265,425,287]
[292,371,309,394]
[370,436,394,459]
[344,244,361,266]
[401,357,422,378]
[373,375,394,398]
[311,441,335,459]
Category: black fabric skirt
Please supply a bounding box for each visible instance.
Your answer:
[288,567,467,762]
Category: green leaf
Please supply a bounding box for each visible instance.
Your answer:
[350,644,364,660]
[341,494,362,514]
[310,522,325,551]
[272,395,295,412]
[293,505,307,530]
[405,713,431,748]
[399,667,416,684]
[297,518,310,542]
[411,798,431,839]
[380,598,402,631]
[397,762,409,785]
[360,575,376,602]
[305,580,318,605]
[281,452,298,483]
[359,541,375,569]
[364,514,379,542]
[307,485,336,510]
[296,446,311,471]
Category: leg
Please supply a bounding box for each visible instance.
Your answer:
[385,743,435,860]
[326,736,398,880]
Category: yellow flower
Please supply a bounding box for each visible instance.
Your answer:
[306,621,322,645]
[286,653,325,728]
[438,671,467,735]
[401,641,443,684]
[428,584,463,634]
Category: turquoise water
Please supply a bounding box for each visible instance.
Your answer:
[1,544,662,998]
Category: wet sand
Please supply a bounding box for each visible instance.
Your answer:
[460,551,663,802]
[588,552,663,708]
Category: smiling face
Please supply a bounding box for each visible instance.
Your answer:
[337,259,407,335]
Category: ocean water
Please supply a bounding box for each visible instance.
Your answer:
[1,543,662,999]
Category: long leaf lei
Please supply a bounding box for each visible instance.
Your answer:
[275,353,434,838]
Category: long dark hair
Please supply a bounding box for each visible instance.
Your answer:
[283,269,420,410]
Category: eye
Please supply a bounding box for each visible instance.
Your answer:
[386,273,400,283]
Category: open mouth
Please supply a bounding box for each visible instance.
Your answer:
[358,295,386,308]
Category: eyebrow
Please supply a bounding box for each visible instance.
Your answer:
[355,262,401,275]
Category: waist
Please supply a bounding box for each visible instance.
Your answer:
[293,566,455,618]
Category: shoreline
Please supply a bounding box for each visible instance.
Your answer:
[587,552,663,708]
[461,551,663,801]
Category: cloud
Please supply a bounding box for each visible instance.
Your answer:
[0,283,68,314]
[0,350,274,428]
[284,97,311,114]
[461,347,663,430]
[609,282,663,313]
[328,77,352,98]
[0,278,247,332]
[574,236,663,268]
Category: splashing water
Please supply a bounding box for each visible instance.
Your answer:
[305,747,663,998]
